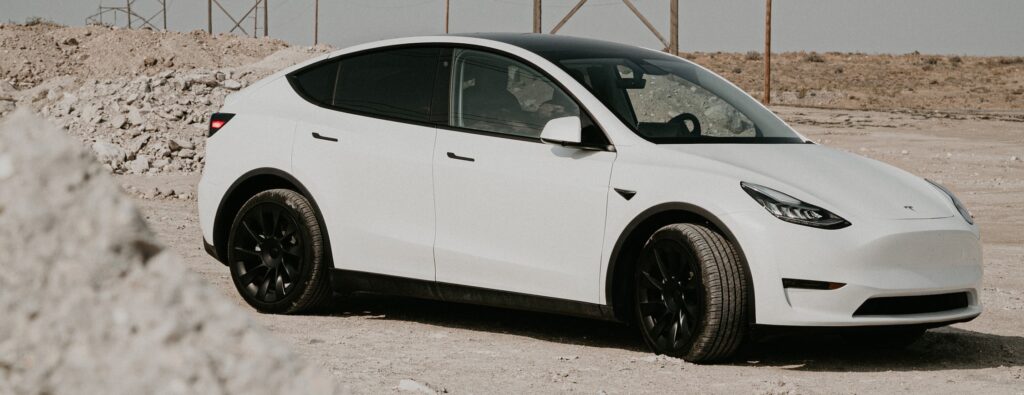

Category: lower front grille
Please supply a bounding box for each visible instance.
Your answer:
[853,292,969,316]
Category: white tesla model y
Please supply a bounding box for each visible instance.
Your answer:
[198,34,982,362]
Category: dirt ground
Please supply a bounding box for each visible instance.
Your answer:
[120,106,1024,394]
[5,22,1022,394]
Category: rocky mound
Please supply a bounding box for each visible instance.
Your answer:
[0,23,289,85]
[0,109,338,394]
[0,23,330,175]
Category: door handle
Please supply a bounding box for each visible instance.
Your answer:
[446,152,475,162]
[312,132,338,142]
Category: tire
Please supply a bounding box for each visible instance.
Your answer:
[226,189,333,314]
[633,223,750,362]
[840,326,926,349]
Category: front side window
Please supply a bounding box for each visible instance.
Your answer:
[556,56,802,144]
[449,49,580,138]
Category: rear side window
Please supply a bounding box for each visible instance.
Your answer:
[292,60,339,105]
[334,47,441,123]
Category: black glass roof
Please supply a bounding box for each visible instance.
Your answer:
[452,33,676,62]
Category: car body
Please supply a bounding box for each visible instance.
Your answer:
[198,34,982,361]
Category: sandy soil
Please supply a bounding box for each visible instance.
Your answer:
[120,107,1024,394]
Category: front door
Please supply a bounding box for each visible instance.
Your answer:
[433,48,615,302]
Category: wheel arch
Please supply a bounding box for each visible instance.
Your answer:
[605,202,755,323]
[212,168,332,267]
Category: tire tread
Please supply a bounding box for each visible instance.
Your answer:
[637,223,750,362]
[229,189,333,314]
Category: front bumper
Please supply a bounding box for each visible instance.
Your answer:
[725,210,983,327]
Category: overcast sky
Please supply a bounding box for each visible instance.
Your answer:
[4,0,1022,55]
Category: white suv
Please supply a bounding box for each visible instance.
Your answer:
[198,34,982,362]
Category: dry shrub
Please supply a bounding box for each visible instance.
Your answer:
[23,16,57,26]
[744,51,762,61]
[803,52,825,63]
[997,57,1024,65]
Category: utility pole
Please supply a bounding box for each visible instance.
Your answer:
[533,0,542,33]
[126,0,132,28]
[445,0,450,33]
[669,0,679,55]
[314,0,320,45]
[162,0,167,30]
[208,0,213,34]
[764,0,772,105]
[264,0,269,37]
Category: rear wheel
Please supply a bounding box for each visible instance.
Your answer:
[634,223,750,362]
[227,189,332,314]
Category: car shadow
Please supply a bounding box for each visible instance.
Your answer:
[316,293,1022,371]
[741,326,1024,372]
[317,293,647,352]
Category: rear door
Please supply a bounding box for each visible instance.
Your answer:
[432,48,616,302]
[290,47,443,280]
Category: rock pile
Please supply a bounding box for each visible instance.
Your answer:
[38,69,245,173]
[0,23,290,86]
[0,23,329,175]
[0,109,338,394]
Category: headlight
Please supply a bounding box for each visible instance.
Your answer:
[925,179,974,225]
[741,182,851,229]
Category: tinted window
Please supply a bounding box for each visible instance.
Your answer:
[293,60,339,105]
[450,49,581,139]
[334,47,440,123]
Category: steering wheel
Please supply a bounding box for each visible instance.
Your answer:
[669,113,702,136]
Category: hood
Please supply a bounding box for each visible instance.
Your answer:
[664,144,954,220]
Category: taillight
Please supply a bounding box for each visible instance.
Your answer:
[209,113,235,137]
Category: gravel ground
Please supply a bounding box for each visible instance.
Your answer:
[122,107,1024,394]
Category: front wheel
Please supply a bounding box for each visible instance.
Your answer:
[634,223,750,362]
[227,189,333,314]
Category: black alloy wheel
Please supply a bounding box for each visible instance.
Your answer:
[636,237,704,352]
[227,189,332,314]
[634,223,750,362]
[233,201,302,303]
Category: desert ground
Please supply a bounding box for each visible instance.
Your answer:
[3,23,1023,393]
[124,106,1024,394]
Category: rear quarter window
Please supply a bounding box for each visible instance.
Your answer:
[291,60,339,105]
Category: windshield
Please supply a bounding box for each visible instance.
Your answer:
[556,55,803,144]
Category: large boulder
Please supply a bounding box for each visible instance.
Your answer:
[0,109,339,394]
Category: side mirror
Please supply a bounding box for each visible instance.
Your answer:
[539,116,582,146]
